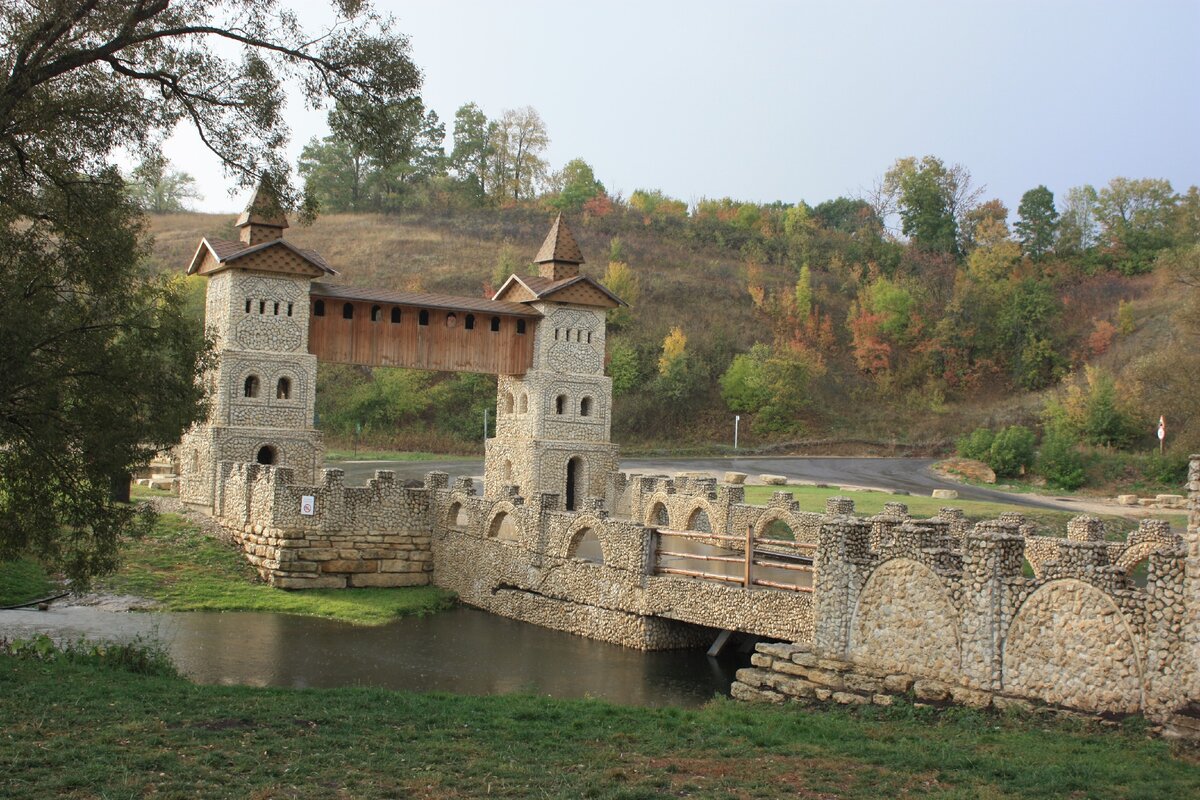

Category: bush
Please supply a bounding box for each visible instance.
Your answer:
[1036,429,1086,490]
[956,427,995,461]
[1142,452,1188,487]
[988,425,1036,478]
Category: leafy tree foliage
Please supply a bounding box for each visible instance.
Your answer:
[720,344,772,414]
[0,1,420,581]
[449,102,492,203]
[880,156,983,254]
[129,154,201,213]
[547,158,605,213]
[987,426,1036,478]
[489,106,549,202]
[1036,428,1086,490]
[1096,177,1178,274]
[1014,185,1058,259]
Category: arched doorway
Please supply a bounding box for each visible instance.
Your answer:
[565,456,584,511]
[256,445,277,465]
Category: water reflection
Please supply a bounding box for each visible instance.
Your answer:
[0,606,745,707]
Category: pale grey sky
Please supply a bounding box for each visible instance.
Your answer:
[170,0,1200,219]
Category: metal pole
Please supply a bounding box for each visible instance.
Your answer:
[734,415,740,450]
[744,523,753,589]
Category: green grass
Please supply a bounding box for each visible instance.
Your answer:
[324,449,458,462]
[0,558,55,606]
[1,653,1197,799]
[743,484,1182,537]
[97,513,455,625]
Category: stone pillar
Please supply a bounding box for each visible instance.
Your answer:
[813,516,871,656]
[960,521,1025,689]
[1183,455,1200,702]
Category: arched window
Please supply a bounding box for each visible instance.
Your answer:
[342,302,354,320]
[419,309,429,326]
[503,460,513,482]
[503,392,514,414]
[276,377,291,400]
[313,299,325,317]
[190,450,200,473]
[580,396,593,417]
[569,527,603,564]
[244,375,260,398]
[446,312,458,328]
[555,395,566,414]
[517,393,528,414]
[489,511,519,541]
[255,445,277,465]
[516,319,527,334]
[371,305,382,322]
[565,456,584,511]
[465,314,475,330]
[687,508,713,533]
[587,332,592,343]
[390,307,401,324]
[259,300,266,314]
[490,316,500,332]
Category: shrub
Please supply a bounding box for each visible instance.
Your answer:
[1142,452,1188,487]
[1036,429,1086,490]
[956,427,995,461]
[988,425,1036,478]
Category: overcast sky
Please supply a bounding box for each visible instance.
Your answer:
[170,0,1200,218]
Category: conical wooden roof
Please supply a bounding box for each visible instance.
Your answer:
[533,213,584,265]
[235,182,289,230]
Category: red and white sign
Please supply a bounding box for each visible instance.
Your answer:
[1157,416,1166,441]
[300,495,316,516]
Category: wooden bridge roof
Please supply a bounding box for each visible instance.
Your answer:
[186,237,337,278]
[311,281,542,318]
[492,273,624,308]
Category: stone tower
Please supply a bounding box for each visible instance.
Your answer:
[176,185,334,509]
[485,215,625,508]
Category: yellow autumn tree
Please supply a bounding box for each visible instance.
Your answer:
[658,326,687,375]
[603,260,639,330]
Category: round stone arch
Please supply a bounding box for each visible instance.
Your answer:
[254,442,283,466]
[1002,578,1144,713]
[563,514,608,562]
[753,508,814,545]
[1114,541,1168,575]
[681,497,718,534]
[643,492,673,528]
[484,501,523,543]
[849,557,961,681]
[445,498,471,531]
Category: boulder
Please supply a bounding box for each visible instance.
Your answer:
[723,471,748,485]
[931,489,958,500]
[1116,494,1139,506]
[760,474,788,486]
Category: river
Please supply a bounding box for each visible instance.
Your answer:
[0,604,747,707]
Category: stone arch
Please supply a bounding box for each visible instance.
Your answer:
[753,509,814,545]
[1114,541,1168,575]
[564,515,607,563]
[517,392,528,414]
[1003,579,1143,713]
[445,501,470,530]
[643,492,672,528]
[682,498,717,534]
[849,558,961,681]
[255,444,278,465]
[486,503,521,542]
[243,374,260,398]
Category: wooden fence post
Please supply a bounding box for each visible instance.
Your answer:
[744,523,754,589]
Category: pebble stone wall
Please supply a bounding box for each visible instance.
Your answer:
[732,461,1200,728]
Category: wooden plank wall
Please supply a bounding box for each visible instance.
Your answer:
[307,298,536,375]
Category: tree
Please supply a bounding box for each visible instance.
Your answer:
[129,153,201,213]
[1056,185,1100,254]
[547,158,605,213]
[449,102,493,203]
[720,344,773,414]
[0,2,420,582]
[602,260,639,330]
[1014,186,1058,260]
[1096,177,1177,273]
[490,106,549,202]
[880,155,983,254]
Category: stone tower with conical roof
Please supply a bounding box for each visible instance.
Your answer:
[486,215,625,508]
[176,184,334,509]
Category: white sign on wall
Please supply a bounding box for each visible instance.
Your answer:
[300,495,316,516]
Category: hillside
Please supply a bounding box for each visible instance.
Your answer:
[146,206,1193,469]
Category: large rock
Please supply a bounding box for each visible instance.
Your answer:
[1116,494,1139,506]
[760,474,788,486]
[723,471,747,485]
[931,489,959,500]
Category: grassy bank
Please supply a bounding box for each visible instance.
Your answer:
[0,559,54,606]
[2,653,1197,799]
[323,448,455,462]
[97,512,454,625]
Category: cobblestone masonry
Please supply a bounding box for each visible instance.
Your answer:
[732,457,1200,726]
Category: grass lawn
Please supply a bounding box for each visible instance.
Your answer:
[96,512,454,625]
[0,558,55,606]
[742,484,1184,537]
[1,653,1197,799]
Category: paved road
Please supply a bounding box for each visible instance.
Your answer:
[328,455,1072,511]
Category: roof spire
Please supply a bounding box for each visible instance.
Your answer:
[533,213,584,280]
[235,180,289,245]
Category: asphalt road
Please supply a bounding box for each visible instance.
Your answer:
[327,455,1070,511]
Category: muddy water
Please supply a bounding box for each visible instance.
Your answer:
[0,605,746,707]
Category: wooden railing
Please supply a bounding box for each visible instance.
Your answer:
[653,526,815,593]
